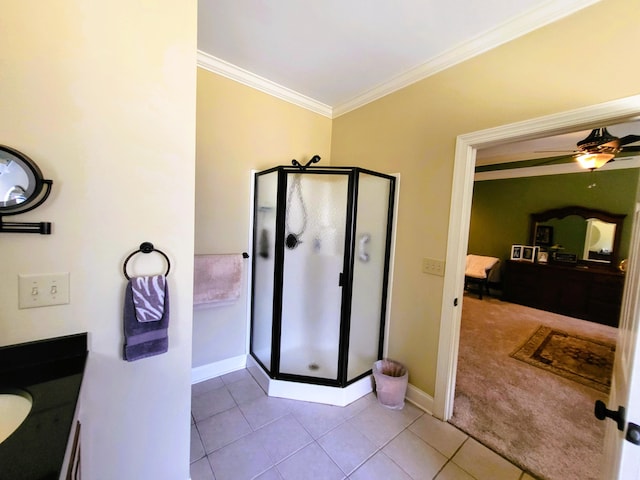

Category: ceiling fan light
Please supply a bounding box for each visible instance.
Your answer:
[576,152,614,170]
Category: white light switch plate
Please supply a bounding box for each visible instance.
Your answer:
[422,257,445,276]
[18,272,70,309]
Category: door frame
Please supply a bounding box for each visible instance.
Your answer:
[433,94,640,420]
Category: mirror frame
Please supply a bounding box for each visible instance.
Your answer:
[529,205,626,268]
[0,144,52,216]
[0,145,53,234]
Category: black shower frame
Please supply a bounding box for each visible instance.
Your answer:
[249,165,396,388]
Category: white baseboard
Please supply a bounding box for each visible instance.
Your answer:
[405,383,434,415]
[191,355,247,384]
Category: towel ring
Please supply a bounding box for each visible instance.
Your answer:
[123,242,171,280]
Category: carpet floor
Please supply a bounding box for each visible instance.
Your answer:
[450,294,618,480]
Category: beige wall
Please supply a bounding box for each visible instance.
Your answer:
[330,0,640,395]
[2,1,196,478]
[194,69,332,367]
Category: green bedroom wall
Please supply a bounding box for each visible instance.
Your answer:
[468,168,640,266]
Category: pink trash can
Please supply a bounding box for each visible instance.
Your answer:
[372,359,408,410]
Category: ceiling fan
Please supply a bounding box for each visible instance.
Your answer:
[541,127,640,170]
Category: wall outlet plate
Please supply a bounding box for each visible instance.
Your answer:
[18,272,70,309]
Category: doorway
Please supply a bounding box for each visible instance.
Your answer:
[454,163,631,478]
[433,94,640,479]
[435,95,640,421]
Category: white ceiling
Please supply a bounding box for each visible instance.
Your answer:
[197,0,599,115]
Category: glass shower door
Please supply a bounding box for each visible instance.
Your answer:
[278,172,349,380]
[251,170,278,372]
[347,172,394,382]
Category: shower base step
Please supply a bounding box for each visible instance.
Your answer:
[247,355,373,407]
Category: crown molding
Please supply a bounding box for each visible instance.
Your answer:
[198,0,599,119]
[197,50,333,118]
[332,0,600,117]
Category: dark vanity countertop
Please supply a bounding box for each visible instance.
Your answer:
[0,333,87,480]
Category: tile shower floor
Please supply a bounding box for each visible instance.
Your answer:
[191,369,538,480]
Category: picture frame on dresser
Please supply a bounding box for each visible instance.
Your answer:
[522,245,538,262]
[510,244,523,260]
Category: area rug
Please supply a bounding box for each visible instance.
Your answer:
[511,326,615,393]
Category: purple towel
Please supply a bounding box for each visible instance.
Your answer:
[123,277,169,361]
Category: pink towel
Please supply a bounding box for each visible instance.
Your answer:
[193,254,242,308]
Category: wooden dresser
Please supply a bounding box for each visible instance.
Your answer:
[503,260,624,327]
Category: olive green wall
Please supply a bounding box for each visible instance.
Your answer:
[468,168,640,266]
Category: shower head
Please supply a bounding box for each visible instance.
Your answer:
[291,155,321,170]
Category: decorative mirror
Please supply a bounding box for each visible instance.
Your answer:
[529,206,625,268]
[0,145,53,234]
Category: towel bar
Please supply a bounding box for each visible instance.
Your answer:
[123,242,171,280]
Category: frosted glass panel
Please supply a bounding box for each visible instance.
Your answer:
[279,173,348,379]
[348,173,392,381]
[251,171,278,371]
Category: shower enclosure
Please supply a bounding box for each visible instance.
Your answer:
[249,160,396,405]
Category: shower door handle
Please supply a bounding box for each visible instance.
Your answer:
[358,234,370,262]
[339,272,344,287]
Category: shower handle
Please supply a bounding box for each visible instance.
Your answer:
[358,234,370,262]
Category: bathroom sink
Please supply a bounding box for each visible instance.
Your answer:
[0,389,32,444]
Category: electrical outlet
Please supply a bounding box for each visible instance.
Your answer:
[18,273,70,309]
[422,257,445,276]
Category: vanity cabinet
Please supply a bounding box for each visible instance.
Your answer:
[504,260,624,327]
[0,334,87,480]
[62,420,81,479]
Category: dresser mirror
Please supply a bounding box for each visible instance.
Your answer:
[529,206,625,267]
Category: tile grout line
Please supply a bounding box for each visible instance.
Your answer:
[430,437,470,480]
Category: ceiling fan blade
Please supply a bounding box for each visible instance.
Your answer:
[618,134,640,146]
[621,145,640,152]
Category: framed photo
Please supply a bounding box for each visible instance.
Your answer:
[535,225,553,247]
[522,245,539,262]
[510,244,523,260]
[538,251,549,263]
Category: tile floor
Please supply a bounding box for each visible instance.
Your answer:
[191,369,539,480]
